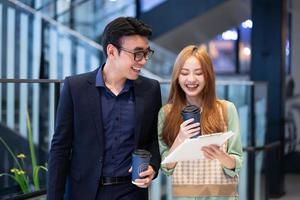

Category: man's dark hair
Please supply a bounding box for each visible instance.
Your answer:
[101,17,152,57]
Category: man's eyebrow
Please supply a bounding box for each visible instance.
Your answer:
[133,47,150,51]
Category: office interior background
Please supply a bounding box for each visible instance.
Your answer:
[0,0,300,199]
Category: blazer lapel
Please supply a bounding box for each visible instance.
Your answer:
[134,78,144,148]
[87,70,104,150]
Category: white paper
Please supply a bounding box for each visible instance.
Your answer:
[161,131,234,164]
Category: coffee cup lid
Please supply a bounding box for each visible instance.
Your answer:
[181,105,199,113]
[133,149,152,157]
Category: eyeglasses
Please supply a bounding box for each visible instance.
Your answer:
[118,46,154,62]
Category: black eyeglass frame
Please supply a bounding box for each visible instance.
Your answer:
[117,46,154,62]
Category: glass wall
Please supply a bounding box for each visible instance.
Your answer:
[140,0,167,12]
[0,1,269,199]
[204,19,252,75]
[18,0,136,41]
[0,80,60,199]
[0,1,175,197]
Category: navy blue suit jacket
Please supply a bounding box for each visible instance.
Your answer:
[47,68,162,200]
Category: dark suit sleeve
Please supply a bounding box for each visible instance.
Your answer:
[47,78,74,200]
[149,81,162,179]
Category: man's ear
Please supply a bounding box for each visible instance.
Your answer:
[107,44,117,59]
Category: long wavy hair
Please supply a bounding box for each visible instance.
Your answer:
[162,45,226,147]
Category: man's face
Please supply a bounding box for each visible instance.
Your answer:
[113,35,152,80]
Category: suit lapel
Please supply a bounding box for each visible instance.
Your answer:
[134,78,144,148]
[87,70,104,151]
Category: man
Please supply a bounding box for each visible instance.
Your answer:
[47,17,162,200]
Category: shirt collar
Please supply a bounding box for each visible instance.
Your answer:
[95,64,105,87]
[95,63,133,92]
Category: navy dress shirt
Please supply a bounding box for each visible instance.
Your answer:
[96,67,135,177]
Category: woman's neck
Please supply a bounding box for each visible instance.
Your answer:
[186,96,202,108]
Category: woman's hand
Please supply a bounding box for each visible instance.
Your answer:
[201,144,236,170]
[177,118,200,142]
[164,118,200,170]
[202,144,225,160]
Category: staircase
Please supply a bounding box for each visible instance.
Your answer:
[140,0,251,53]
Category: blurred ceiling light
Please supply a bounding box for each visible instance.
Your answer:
[243,47,251,56]
[109,0,117,2]
[286,41,290,56]
[221,30,238,40]
[242,19,253,29]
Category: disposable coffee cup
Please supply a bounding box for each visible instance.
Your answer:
[132,149,152,183]
[181,105,201,138]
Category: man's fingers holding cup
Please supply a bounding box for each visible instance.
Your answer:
[139,165,154,178]
[132,178,150,188]
[128,167,132,173]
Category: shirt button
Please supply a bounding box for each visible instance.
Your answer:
[112,155,115,159]
[114,137,118,141]
[115,117,119,121]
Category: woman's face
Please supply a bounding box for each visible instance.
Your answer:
[178,56,205,101]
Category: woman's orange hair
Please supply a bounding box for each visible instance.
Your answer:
[162,45,226,147]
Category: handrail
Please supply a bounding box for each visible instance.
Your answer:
[5,189,46,200]
[0,78,268,86]
[0,78,62,83]
[159,79,267,85]
[8,0,103,51]
[35,0,58,11]
[54,0,91,19]
[242,141,281,152]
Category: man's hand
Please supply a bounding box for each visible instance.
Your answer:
[129,165,155,188]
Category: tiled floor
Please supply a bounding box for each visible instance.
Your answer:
[274,174,300,200]
[29,174,300,200]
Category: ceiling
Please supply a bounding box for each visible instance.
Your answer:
[145,0,251,53]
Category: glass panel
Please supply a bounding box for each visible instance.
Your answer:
[144,42,176,79]
[0,82,59,198]
[0,2,2,76]
[0,1,173,198]
[0,3,3,120]
[32,15,42,79]
[140,0,167,12]
[10,0,175,82]
[239,19,252,73]
[255,83,267,147]
[76,45,86,74]
[255,151,266,200]
[21,0,136,41]
[239,151,248,200]
[208,29,237,74]
[70,0,136,40]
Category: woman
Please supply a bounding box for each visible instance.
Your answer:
[158,45,243,199]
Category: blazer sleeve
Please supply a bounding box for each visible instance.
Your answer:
[223,101,243,177]
[47,78,74,200]
[157,107,175,176]
[148,81,162,179]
